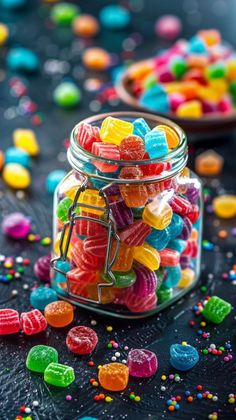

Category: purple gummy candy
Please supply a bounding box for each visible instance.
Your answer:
[179,216,192,240]
[127,348,158,378]
[186,184,200,204]
[180,255,194,270]
[2,212,31,239]
[110,199,133,229]
[34,255,51,282]
[132,262,157,297]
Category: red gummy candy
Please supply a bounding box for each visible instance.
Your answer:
[84,234,108,258]
[67,268,97,296]
[170,194,192,216]
[92,142,120,172]
[20,309,47,335]
[75,212,106,236]
[187,204,200,224]
[76,123,101,152]
[141,152,171,177]
[0,308,20,335]
[182,239,198,258]
[119,135,145,160]
[71,240,104,271]
[159,248,180,266]
[119,220,151,246]
[66,326,98,355]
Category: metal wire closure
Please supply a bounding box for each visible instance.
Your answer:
[51,177,121,305]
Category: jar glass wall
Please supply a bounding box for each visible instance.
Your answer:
[51,112,202,319]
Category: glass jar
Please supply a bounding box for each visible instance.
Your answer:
[51,111,202,319]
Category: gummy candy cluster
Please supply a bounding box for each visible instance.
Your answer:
[54,116,201,314]
[127,29,236,118]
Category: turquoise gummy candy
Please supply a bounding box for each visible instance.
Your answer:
[202,296,231,324]
[170,343,199,371]
[144,129,169,159]
[99,5,130,30]
[46,170,67,194]
[5,147,30,168]
[140,85,170,113]
[168,239,187,253]
[146,227,170,250]
[133,118,151,139]
[164,265,182,288]
[30,287,58,311]
[26,345,58,373]
[57,197,80,223]
[188,36,208,54]
[168,213,184,240]
[7,47,39,73]
[44,362,75,387]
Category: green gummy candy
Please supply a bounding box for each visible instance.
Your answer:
[102,269,136,288]
[207,63,226,79]
[26,345,58,373]
[57,197,79,223]
[170,58,187,78]
[144,75,157,90]
[157,286,173,303]
[155,268,164,291]
[53,82,81,108]
[51,3,80,25]
[202,296,231,324]
[44,362,75,387]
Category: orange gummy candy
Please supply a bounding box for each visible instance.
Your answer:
[44,301,74,327]
[98,362,129,391]
[110,241,134,272]
[195,150,223,176]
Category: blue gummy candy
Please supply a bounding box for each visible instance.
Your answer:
[170,343,199,371]
[7,48,39,72]
[164,265,182,288]
[30,287,58,310]
[54,260,70,284]
[140,85,170,113]
[168,239,187,253]
[145,129,169,159]
[100,5,130,30]
[146,227,170,250]
[188,36,208,54]
[1,0,26,9]
[133,118,151,139]
[46,170,66,194]
[5,147,30,168]
[168,213,184,240]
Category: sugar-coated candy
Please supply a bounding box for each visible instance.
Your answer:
[212,195,236,219]
[155,125,179,149]
[140,85,170,113]
[146,227,170,250]
[20,309,47,335]
[110,199,133,229]
[71,240,104,271]
[99,5,130,30]
[13,129,39,156]
[46,170,67,194]
[119,220,151,246]
[100,117,133,145]
[168,213,183,239]
[53,82,81,108]
[73,14,99,38]
[34,255,51,281]
[3,163,31,189]
[0,308,20,335]
[111,242,134,272]
[5,147,30,168]
[7,48,39,73]
[26,345,58,373]
[142,195,173,230]
[2,212,31,239]
[176,100,202,118]
[66,326,98,355]
[157,286,173,303]
[102,269,136,288]
[30,287,58,311]
[44,362,75,387]
[119,166,148,208]
[168,238,186,253]
[195,150,224,176]
[170,343,199,371]
[78,189,105,215]
[134,242,160,270]
[125,290,157,312]
[127,348,158,378]
[92,142,120,172]
[83,234,107,258]
[144,129,169,159]
[159,248,180,266]
[178,268,195,288]
[164,265,181,288]
[44,301,74,327]
[57,197,78,223]
[51,2,80,25]
[120,135,145,160]
[76,123,101,152]
[82,47,110,71]
[202,296,232,324]
[132,263,157,297]
[179,216,192,240]
[98,363,129,391]
[133,118,151,139]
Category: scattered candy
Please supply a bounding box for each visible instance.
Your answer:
[170,343,199,371]
[2,213,31,239]
[195,150,224,176]
[202,296,232,324]
[73,14,99,38]
[66,326,98,355]
[34,255,51,281]
[44,362,75,387]
[44,301,74,327]
[51,2,80,26]
[13,129,39,157]
[82,48,110,71]
[127,348,158,377]
[6,48,39,73]
[155,15,182,40]
[53,82,81,108]
[99,5,130,30]
[0,308,20,335]
[212,195,236,219]
[30,287,58,310]
[46,169,67,194]
[98,362,129,391]
[26,345,58,372]
[20,309,47,335]
[3,163,31,189]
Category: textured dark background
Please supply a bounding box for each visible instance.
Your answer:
[0,1,236,419]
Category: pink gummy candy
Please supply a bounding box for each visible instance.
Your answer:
[127,348,158,378]
[2,212,31,239]
[34,255,51,281]
[0,308,20,335]
[155,15,182,40]
[20,309,47,335]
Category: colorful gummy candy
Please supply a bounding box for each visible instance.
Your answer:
[73,14,99,38]
[98,363,129,391]
[34,255,51,282]
[126,29,236,118]
[127,349,158,377]
[30,287,58,311]
[0,308,20,335]
[66,326,98,355]
[44,301,74,327]
[53,115,202,314]
[170,343,199,371]
[26,345,58,373]
[2,212,31,239]
[202,296,232,324]
[20,309,47,335]
[44,362,75,387]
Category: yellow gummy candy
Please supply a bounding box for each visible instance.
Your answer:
[0,23,9,46]
[178,268,195,288]
[212,195,236,219]
[100,117,133,145]
[142,196,173,230]
[13,129,39,156]
[78,189,105,215]
[3,163,31,189]
[176,100,202,118]
[54,228,72,258]
[134,242,160,270]
[226,60,236,81]
[209,79,228,96]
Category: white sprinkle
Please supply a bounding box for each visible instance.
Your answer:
[11,289,18,296]
[210,344,216,349]
[32,400,39,407]
[111,356,117,362]
[14,273,21,279]
[25,407,31,414]
[23,284,29,290]
[115,352,120,358]
[15,256,23,264]
[212,396,218,401]
[161,386,166,391]
[122,359,127,364]
[91,320,97,326]
[124,346,129,350]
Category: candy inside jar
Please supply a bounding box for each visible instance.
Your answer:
[51,112,202,318]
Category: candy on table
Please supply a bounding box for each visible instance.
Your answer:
[3,163,31,189]
[46,169,67,194]
[133,118,151,139]
[179,216,192,240]
[53,82,81,108]
[73,14,99,37]
[1,0,27,8]
[178,268,195,288]
[26,345,58,373]
[7,47,39,72]
[155,15,182,40]
[66,326,98,355]
[119,135,145,160]
[170,343,199,371]
[0,308,20,335]
[71,239,104,271]
[34,255,51,281]
[76,123,101,152]
[119,220,151,246]
[202,296,232,324]
[2,212,31,239]
[146,227,170,250]
[155,125,180,149]
[100,116,133,145]
[195,150,224,176]
[67,268,97,296]
[0,23,9,45]
[134,242,160,271]
[51,2,80,25]
[164,265,182,288]
[110,199,133,229]
[142,194,173,230]
[157,286,173,303]
[20,309,47,335]
[168,213,184,239]
[119,166,148,208]
[144,129,169,159]
[30,287,58,311]
[92,142,120,172]
[127,349,158,378]
[44,301,74,327]
[98,363,129,391]
[82,47,110,71]
[159,248,180,266]
[110,241,134,272]
[125,289,157,312]
[132,262,157,297]
[78,189,105,215]
[102,269,136,288]
[212,195,236,219]
[99,4,130,30]
[44,362,75,387]
[5,147,30,168]
[13,128,39,156]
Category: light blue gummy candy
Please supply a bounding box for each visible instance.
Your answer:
[55,260,70,284]
[146,227,170,250]
[164,265,182,288]
[140,85,170,113]
[133,118,151,139]
[78,417,98,420]
[170,343,199,371]
[188,36,208,54]
[30,287,58,310]
[1,0,26,9]
[168,213,184,240]
[168,239,187,253]
[100,5,130,30]
[7,48,39,72]
[46,170,66,194]
[145,129,169,159]
[5,147,30,168]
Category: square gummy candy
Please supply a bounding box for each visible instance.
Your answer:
[26,345,58,373]
[100,116,133,145]
[202,296,231,324]
[144,129,169,159]
[0,308,20,335]
[44,362,75,387]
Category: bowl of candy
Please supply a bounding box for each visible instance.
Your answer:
[117,29,236,135]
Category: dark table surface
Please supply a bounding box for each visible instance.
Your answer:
[0,1,236,419]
